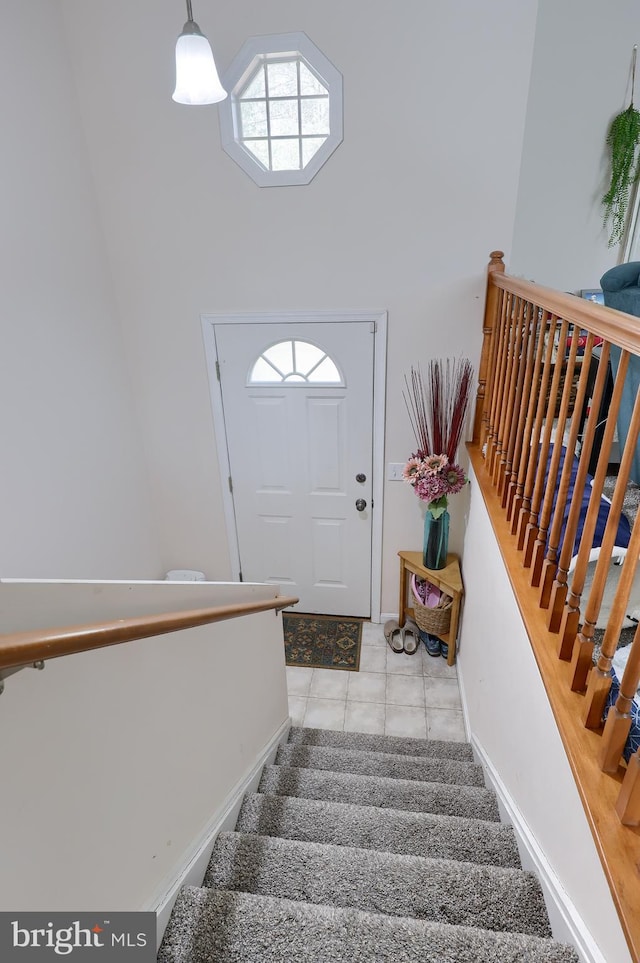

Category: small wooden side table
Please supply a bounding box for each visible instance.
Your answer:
[397,551,464,666]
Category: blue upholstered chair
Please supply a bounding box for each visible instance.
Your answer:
[600,262,640,484]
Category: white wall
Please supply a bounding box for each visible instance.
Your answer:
[0,3,160,579]
[511,0,640,291]
[0,580,289,911]
[459,471,632,963]
[59,0,539,613]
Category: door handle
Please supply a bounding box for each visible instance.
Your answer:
[355,499,367,512]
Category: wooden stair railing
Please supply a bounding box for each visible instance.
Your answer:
[470,252,640,961]
[0,595,299,675]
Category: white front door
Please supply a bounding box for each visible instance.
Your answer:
[214,321,374,616]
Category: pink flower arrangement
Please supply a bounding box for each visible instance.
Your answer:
[403,452,467,517]
[403,359,473,518]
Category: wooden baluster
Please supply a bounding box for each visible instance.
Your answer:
[479,286,504,458]
[501,299,533,508]
[497,297,527,500]
[494,295,523,492]
[506,301,538,520]
[539,336,595,609]
[484,290,507,466]
[511,310,548,533]
[485,287,509,467]
[474,251,505,448]
[569,365,640,691]
[557,349,628,655]
[487,292,512,476]
[616,750,640,825]
[516,314,557,550]
[492,291,514,488]
[522,319,570,569]
[530,324,581,588]
[583,502,640,728]
[600,631,640,772]
[547,344,613,633]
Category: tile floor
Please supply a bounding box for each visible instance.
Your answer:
[286,621,466,741]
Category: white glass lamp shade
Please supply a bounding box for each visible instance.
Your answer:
[173,27,227,105]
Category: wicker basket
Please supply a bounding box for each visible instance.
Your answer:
[411,575,452,636]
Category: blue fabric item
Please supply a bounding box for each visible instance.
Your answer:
[600,262,640,484]
[609,340,640,486]
[604,672,640,762]
[543,441,637,760]
[540,444,631,559]
[600,261,640,293]
[545,445,640,762]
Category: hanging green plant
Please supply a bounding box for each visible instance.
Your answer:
[603,46,640,248]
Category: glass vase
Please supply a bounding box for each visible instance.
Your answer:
[423,510,450,570]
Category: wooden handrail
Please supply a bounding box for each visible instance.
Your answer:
[0,595,299,672]
[489,271,640,355]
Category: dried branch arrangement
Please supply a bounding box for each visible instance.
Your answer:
[403,358,474,461]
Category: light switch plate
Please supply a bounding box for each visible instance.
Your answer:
[388,463,405,481]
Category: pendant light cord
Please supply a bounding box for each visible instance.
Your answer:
[186,0,194,22]
[632,44,638,108]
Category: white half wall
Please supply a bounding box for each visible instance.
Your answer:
[458,469,632,963]
[0,580,289,912]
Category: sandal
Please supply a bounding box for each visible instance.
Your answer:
[384,619,403,653]
[402,620,420,655]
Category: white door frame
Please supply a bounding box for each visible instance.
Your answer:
[201,310,387,623]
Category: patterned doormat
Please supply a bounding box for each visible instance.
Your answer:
[283,613,362,671]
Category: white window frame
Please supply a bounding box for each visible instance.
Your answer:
[218,32,343,187]
[623,181,640,262]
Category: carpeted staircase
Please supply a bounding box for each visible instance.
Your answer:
[158,726,580,962]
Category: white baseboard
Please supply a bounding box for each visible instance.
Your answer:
[471,734,609,963]
[147,717,291,946]
[453,655,472,742]
[380,611,398,624]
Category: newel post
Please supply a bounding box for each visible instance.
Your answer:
[473,250,505,446]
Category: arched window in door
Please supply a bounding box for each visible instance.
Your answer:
[248,339,343,385]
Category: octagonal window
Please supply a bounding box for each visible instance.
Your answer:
[219,33,343,187]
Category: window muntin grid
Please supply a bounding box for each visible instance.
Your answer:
[248,340,343,385]
[238,57,330,172]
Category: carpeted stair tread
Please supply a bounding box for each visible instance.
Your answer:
[158,886,579,963]
[203,831,550,936]
[259,764,500,822]
[276,742,485,787]
[287,724,474,761]
[236,792,521,867]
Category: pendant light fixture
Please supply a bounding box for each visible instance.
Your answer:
[173,0,227,105]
